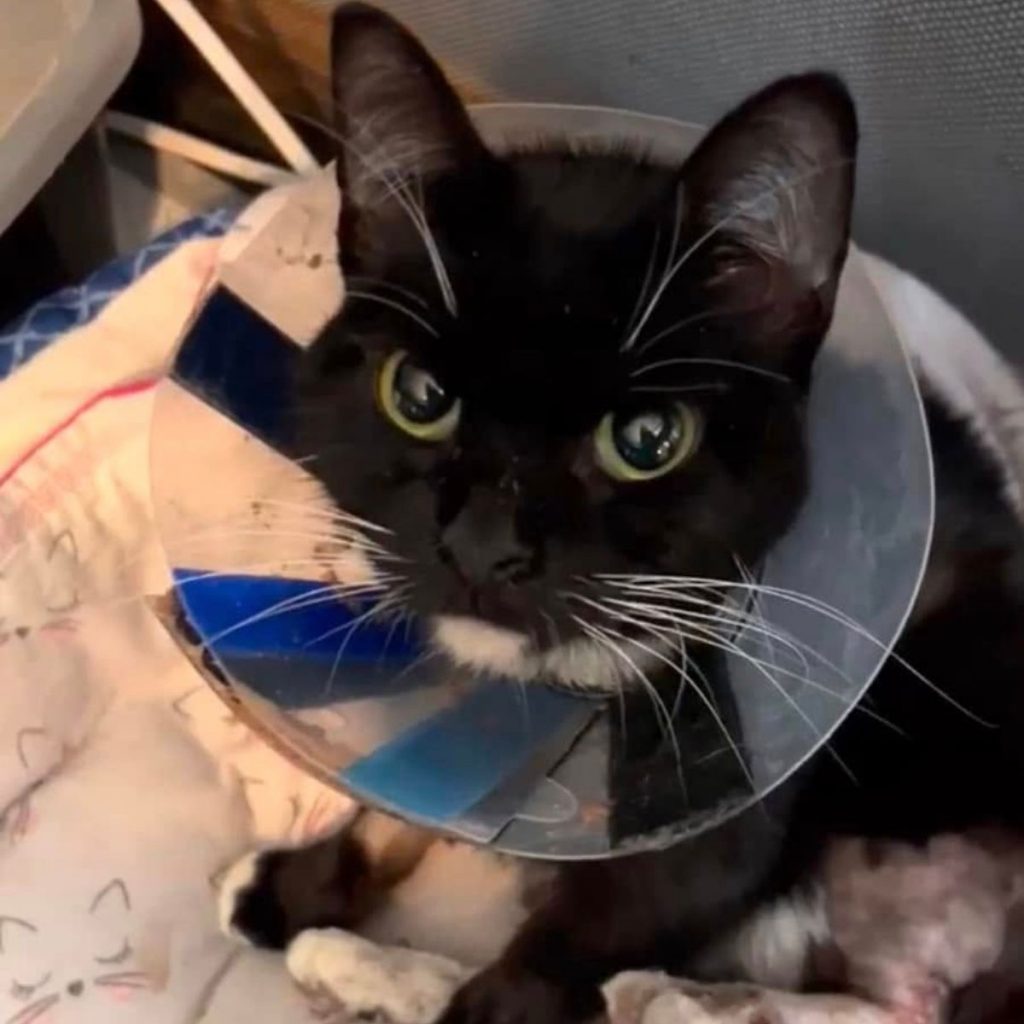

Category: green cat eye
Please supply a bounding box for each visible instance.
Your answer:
[595,403,702,481]
[376,350,460,441]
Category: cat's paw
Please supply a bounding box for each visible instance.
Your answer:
[218,819,386,950]
[218,849,288,948]
[602,972,897,1024]
[287,928,469,1024]
[603,973,759,1024]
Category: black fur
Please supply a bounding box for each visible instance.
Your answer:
[229,836,375,949]
[292,4,856,651]
[431,394,1024,1024]
[252,6,1024,1022]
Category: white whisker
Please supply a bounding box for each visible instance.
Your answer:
[600,593,821,681]
[201,578,400,651]
[574,601,753,794]
[344,289,439,337]
[621,157,853,351]
[318,586,412,697]
[571,614,688,801]
[251,498,394,536]
[388,648,441,686]
[575,580,908,780]
[631,308,731,358]
[664,182,686,284]
[346,276,430,309]
[624,225,662,339]
[304,584,411,650]
[629,357,792,385]
[603,596,903,735]
[289,110,459,316]
[599,573,993,727]
[594,596,854,782]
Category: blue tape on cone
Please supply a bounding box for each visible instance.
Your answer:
[174,569,420,660]
[340,682,587,824]
[164,285,601,844]
[173,286,300,451]
[174,569,426,707]
[174,566,591,828]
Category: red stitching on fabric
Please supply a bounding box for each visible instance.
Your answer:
[0,378,158,490]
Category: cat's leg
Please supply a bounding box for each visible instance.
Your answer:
[601,832,1018,1024]
[219,812,470,1024]
[219,808,436,949]
[437,807,786,1024]
[219,808,533,1023]
[436,827,1019,1024]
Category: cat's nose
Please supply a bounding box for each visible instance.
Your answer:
[67,980,84,997]
[438,540,535,587]
[438,491,539,588]
[438,525,536,587]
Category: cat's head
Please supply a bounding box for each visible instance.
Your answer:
[295,3,857,691]
[0,878,153,1022]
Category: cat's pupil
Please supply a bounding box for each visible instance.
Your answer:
[614,409,682,470]
[393,358,451,423]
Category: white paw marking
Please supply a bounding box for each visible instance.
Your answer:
[287,928,469,1024]
[217,850,262,942]
[644,991,718,1024]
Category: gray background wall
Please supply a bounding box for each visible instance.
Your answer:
[372,0,1023,362]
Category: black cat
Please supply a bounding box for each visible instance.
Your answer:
[225,6,1024,1022]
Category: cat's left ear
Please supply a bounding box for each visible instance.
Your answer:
[329,3,487,259]
[91,879,131,916]
[682,74,858,379]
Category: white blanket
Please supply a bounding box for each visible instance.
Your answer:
[0,223,351,1024]
[1,171,1021,1024]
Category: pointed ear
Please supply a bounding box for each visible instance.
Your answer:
[0,917,37,954]
[329,3,486,259]
[44,530,78,613]
[683,74,857,376]
[16,728,50,772]
[90,879,131,916]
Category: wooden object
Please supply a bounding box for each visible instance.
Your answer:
[115,0,491,165]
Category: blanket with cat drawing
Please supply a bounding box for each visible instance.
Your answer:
[2,169,1024,1024]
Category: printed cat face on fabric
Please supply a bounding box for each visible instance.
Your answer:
[0,879,152,1024]
[0,525,79,644]
[0,522,89,816]
[294,5,858,688]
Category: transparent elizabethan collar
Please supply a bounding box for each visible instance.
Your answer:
[150,105,933,859]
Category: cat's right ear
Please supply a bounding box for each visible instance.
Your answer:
[679,74,857,382]
[329,3,486,259]
[0,916,37,953]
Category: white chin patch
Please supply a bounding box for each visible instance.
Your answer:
[431,615,659,692]
[431,617,530,676]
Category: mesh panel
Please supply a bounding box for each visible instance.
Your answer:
[370,0,1024,359]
